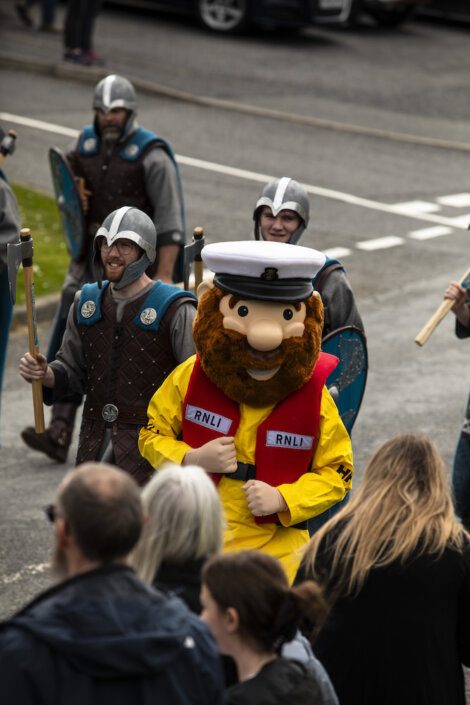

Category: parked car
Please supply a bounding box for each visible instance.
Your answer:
[321,0,425,27]
[108,0,349,33]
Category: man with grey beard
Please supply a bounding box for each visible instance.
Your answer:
[0,463,224,705]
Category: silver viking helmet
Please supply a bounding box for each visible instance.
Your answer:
[253,177,310,245]
[94,206,157,290]
[93,74,138,140]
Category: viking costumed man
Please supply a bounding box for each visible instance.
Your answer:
[21,74,186,463]
[139,240,353,582]
[19,207,196,484]
[253,176,364,337]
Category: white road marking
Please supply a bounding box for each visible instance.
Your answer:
[323,247,352,259]
[356,236,404,251]
[445,215,470,229]
[437,193,470,208]
[0,112,78,138]
[408,226,452,241]
[2,111,470,256]
[390,200,441,215]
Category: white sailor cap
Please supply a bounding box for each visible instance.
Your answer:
[201,240,326,302]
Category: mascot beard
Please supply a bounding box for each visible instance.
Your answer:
[193,286,324,408]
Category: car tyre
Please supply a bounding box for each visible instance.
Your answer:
[196,0,249,33]
[339,0,362,28]
[364,3,414,27]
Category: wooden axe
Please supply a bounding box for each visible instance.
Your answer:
[183,227,205,292]
[7,228,45,432]
[0,130,17,168]
[415,266,470,347]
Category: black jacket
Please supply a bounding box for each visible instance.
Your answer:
[154,559,205,614]
[0,564,223,705]
[226,659,327,705]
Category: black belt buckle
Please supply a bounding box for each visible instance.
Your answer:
[230,462,256,481]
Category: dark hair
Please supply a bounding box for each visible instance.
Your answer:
[59,463,143,563]
[202,550,326,652]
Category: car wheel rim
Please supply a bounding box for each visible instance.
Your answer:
[199,0,246,30]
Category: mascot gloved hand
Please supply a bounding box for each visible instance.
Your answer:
[139,240,353,582]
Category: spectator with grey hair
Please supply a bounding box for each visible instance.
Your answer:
[0,462,224,705]
[131,463,224,613]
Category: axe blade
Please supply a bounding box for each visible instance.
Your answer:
[7,238,32,305]
[183,240,197,291]
[183,229,205,291]
[0,130,17,158]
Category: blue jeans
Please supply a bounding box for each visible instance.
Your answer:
[452,394,470,531]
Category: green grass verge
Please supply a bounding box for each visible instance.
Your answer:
[12,182,68,305]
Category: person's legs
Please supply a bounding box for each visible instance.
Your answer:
[81,0,103,53]
[15,0,35,28]
[64,0,84,57]
[452,398,470,530]
[39,0,58,29]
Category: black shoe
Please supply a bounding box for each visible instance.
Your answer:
[15,3,33,28]
[21,426,69,463]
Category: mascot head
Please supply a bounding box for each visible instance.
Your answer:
[193,241,326,408]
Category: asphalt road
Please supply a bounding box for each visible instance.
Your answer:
[1,8,470,693]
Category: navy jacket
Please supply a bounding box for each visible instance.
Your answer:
[0,564,223,705]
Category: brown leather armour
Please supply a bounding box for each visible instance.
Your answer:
[76,287,193,485]
[69,135,155,251]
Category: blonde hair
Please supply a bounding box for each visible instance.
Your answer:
[304,434,469,598]
[130,464,224,584]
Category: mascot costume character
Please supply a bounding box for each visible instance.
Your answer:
[139,240,353,582]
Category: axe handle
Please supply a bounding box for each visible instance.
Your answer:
[193,226,204,291]
[414,299,454,347]
[415,265,470,347]
[194,260,204,290]
[22,240,45,433]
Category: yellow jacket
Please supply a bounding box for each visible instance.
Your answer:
[139,355,353,583]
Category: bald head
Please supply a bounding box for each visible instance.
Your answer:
[57,463,143,564]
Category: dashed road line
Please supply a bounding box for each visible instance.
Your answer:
[391,200,442,216]
[324,247,353,259]
[437,193,470,208]
[356,236,404,251]
[408,226,452,241]
[2,111,470,258]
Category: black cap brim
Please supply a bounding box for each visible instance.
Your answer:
[214,274,313,302]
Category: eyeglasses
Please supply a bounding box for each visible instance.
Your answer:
[99,239,136,255]
[43,504,57,523]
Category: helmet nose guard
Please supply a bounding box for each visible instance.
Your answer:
[253,177,310,245]
[93,206,157,290]
[93,74,137,114]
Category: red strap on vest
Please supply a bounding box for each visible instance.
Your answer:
[254,351,338,524]
[182,356,240,486]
